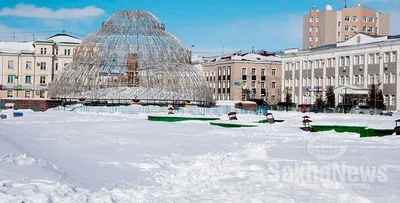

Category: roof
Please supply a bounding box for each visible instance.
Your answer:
[203,52,282,65]
[0,41,35,54]
[47,33,82,44]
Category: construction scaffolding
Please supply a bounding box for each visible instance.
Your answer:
[49,10,212,103]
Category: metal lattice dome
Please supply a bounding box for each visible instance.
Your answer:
[49,10,212,103]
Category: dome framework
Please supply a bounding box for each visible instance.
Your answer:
[49,10,212,104]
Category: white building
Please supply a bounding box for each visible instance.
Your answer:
[282,33,400,110]
[0,33,81,98]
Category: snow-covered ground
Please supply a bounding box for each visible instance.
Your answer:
[0,110,399,202]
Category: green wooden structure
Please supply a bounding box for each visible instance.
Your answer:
[148,115,220,122]
[310,125,394,138]
[209,121,259,128]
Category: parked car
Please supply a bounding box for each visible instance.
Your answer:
[350,104,381,115]
[380,110,393,116]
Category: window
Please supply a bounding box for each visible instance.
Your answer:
[261,69,265,76]
[218,68,221,76]
[303,78,306,86]
[40,91,45,98]
[360,55,364,65]
[352,16,358,22]
[8,60,14,69]
[360,75,364,85]
[368,17,374,23]
[40,76,46,84]
[345,76,349,85]
[332,58,335,66]
[227,81,230,88]
[25,91,31,98]
[367,74,373,84]
[316,17,319,22]
[271,82,276,88]
[25,76,31,83]
[44,48,47,55]
[344,25,350,31]
[338,22,341,27]
[67,49,71,56]
[242,68,246,75]
[55,49,59,55]
[354,75,359,85]
[327,59,331,67]
[384,52,389,63]
[310,26,314,32]
[374,74,379,84]
[252,68,256,75]
[344,16,350,21]
[344,35,350,40]
[340,57,344,66]
[227,67,231,75]
[26,61,32,70]
[338,31,341,37]
[362,26,366,32]
[354,56,359,65]
[369,54,374,64]
[309,36,314,41]
[331,76,335,85]
[351,26,358,32]
[7,75,14,83]
[374,53,379,64]
[295,78,299,87]
[55,63,59,71]
[272,69,276,76]
[223,82,225,88]
[363,16,367,22]
[368,27,373,32]
[251,81,256,88]
[391,73,396,84]
[40,62,46,70]
[390,95,395,106]
[391,52,397,62]
[316,27,319,32]
[345,56,350,66]
[310,17,314,22]
[316,36,319,42]
[7,90,13,98]
[326,77,331,86]
[339,76,344,85]
[223,68,226,76]
[383,73,389,84]
[261,82,265,89]
[41,48,44,54]
[64,49,67,55]
[384,95,389,105]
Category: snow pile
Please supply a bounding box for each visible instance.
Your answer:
[1,153,37,166]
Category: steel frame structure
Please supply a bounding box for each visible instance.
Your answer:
[49,10,212,102]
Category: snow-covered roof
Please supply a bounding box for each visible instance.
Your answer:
[204,53,281,64]
[47,34,82,44]
[0,41,35,53]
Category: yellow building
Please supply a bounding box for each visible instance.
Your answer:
[0,34,81,98]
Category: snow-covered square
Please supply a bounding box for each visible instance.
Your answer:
[0,109,399,202]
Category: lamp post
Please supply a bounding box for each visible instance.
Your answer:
[14,74,19,98]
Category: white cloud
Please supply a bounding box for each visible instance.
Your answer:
[0,3,104,19]
[43,20,63,27]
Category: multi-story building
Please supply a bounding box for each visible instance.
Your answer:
[303,4,390,49]
[282,33,400,110]
[0,33,81,98]
[202,52,282,103]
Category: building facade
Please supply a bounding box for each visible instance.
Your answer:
[0,34,81,99]
[202,53,282,103]
[303,4,390,49]
[282,33,400,110]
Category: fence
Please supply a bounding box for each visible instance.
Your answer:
[53,105,268,116]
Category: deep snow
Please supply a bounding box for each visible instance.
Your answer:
[0,110,399,202]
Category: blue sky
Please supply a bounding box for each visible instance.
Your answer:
[0,0,399,56]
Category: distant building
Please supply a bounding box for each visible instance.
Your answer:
[202,52,282,104]
[0,33,81,99]
[282,33,400,110]
[303,4,390,49]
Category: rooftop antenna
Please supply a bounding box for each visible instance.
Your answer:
[252,46,255,53]
[345,0,348,8]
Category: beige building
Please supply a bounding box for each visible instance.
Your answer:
[0,34,81,98]
[202,53,282,104]
[303,4,390,49]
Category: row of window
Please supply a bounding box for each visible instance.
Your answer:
[40,48,73,56]
[7,75,46,84]
[286,73,396,88]
[285,52,397,71]
[242,68,277,76]
[343,25,376,33]
[6,90,46,98]
[344,16,376,23]
[7,61,68,71]
[383,95,396,106]
[205,67,231,77]
[209,81,277,89]
[213,93,231,101]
